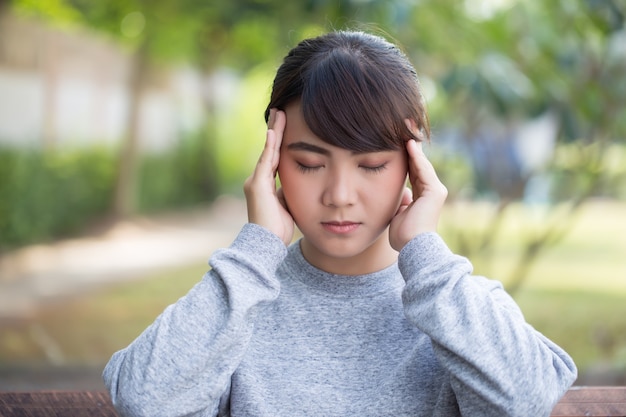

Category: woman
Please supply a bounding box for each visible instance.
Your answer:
[103,30,576,417]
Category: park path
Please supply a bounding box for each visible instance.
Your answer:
[0,195,248,320]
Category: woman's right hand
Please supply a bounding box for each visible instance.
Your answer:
[243,108,294,246]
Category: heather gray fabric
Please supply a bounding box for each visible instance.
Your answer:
[103,223,577,417]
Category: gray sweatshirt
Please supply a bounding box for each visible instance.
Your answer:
[103,223,577,416]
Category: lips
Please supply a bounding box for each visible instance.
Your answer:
[321,221,361,234]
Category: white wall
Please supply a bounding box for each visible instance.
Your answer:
[0,12,206,152]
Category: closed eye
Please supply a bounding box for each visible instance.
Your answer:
[296,162,323,173]
[360,163,388,173]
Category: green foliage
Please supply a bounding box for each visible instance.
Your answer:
[5,0,625,298]
[10,0,82,26]
[0,132,218,250]
[517,289,626,375]
[0,147,115,249]
[213,65,274,193]
[550,142,626,201]
[138,131,218,212]
[426,147,474,200]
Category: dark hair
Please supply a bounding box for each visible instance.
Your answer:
[265,31,429,153]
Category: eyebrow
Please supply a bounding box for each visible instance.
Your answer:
[286,141,397,156]
[286,142,331,156]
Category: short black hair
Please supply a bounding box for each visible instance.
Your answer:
[265,31,429,153]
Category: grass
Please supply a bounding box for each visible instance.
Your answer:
[516,289,626,372]
[0,200,625,379]
[0,264,207,366]
[441,200,626,294]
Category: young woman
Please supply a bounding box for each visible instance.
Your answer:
[103,31,577,417]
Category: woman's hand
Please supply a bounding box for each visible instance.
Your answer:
[243,108,295,246]
[389,122,448,252]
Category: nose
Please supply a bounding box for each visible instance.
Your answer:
[322,167,356,207]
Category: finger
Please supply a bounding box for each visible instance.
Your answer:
[394,187,413,216]
[255,109,286,178]
[405,140,422,200]
[404,118,422,181]
[269,110,286,171]
[256,130,276,171]
[406,139,446,200]
[411,142,440,187]
[399,186,412,207]
[271,109,286,137]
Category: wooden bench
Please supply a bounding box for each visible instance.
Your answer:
[0,387,625,416]
[551,386,626,416]
[0,391,117,416]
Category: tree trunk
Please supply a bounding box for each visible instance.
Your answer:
[41,31,58,148]
[112,42,148,218]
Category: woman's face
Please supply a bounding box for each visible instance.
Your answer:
[277,102,408,275]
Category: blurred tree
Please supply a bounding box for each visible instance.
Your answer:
[7,0,624,292]
[66,0,217,217]
[7,0,388,217]
[498,0,626,293]
[9,0,222,217]
[0,0,8,16]
[396,0,626,293]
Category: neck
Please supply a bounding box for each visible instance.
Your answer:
[300,230,398,276]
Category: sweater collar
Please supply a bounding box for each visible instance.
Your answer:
[282,239,404,298]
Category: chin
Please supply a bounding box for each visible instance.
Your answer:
[312,235,377,258]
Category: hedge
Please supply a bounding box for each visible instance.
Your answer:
[0,133,218,250]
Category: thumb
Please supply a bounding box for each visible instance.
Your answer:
[395,187,412,215]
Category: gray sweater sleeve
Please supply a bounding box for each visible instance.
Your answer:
[102,223,286,417]
[398,232,577,417]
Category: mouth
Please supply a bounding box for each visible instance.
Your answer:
[321,221,361,234]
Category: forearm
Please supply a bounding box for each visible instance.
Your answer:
[103,223,286,417]
[399,233,577,417]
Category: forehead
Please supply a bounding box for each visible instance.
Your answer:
[283,102,327,146]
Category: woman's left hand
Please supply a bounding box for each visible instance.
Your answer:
[389,123,448,252]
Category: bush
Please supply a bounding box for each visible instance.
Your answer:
[138,130,219,212]
[0,147,116,250]
[0,131,219,250]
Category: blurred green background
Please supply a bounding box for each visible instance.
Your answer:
[0,0,625,388]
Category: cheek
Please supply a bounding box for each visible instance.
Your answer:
[277,164,308,209]
[377,170,408,211]
[277,152,294,191]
